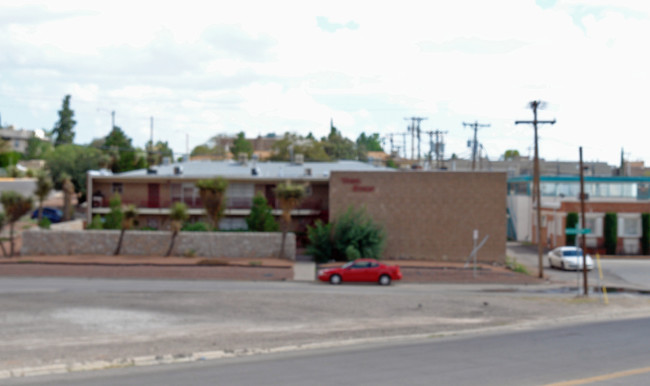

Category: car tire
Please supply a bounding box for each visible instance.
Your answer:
[329,274,342,285]
[378,274,391,286]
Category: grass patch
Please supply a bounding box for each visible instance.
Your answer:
[505,255,530,275]
[249,261,263,267]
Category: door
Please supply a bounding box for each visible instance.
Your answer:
[148,183,160,208]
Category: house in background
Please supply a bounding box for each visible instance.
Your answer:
[0,126,48,153]
[508,175,650,255]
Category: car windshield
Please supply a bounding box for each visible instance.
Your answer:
[563,249,583,257]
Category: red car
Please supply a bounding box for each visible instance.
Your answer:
[317,259,402,285]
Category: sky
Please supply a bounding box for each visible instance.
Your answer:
[1,0,648,165]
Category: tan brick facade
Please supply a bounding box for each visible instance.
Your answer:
[329,171,506,263]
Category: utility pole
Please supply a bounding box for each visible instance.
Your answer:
[579,147,588,296]
[405,117,427,161]
[111,110,116,130]
[515,101,556,279]
[425,130,448,169]
[150,116,154,144]
[463,121,490,171]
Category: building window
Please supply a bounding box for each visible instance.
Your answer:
[218,217,248,231]
[226,183,254,209]
[112,183,123,194]
[620,216,641,238]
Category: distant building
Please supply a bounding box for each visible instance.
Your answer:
[0,126,47,154]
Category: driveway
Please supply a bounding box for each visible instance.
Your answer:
[507,241,650,291]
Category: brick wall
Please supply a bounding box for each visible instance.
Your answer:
[329,171,506,263]
[22,230,295,259]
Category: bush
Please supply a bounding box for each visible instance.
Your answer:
[182,221,211,232]
[246,193,279,232]
[565,212,579,246]
[604,213,617,255]
[0,151,22,168]
[307,206,385,263]
[87,214,103,230]
[103,194,123,230]
[38,217,51,229]
[642,213,650,255]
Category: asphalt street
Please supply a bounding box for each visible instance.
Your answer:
[6,316,650,385]
[507,242,650,291]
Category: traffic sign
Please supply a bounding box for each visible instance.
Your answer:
[565,228,591,235]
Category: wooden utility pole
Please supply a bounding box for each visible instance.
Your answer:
[463,121,490,171]
[405,117,427,161]
[515,101,556,279]
[579,147,588,296]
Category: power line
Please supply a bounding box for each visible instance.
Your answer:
[515,100,556,279]
[404,117,427,161]
[462,121,490,171]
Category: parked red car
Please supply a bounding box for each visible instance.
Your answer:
[318,259,402,285]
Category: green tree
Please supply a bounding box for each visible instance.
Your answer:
[0,212,7,257]
[604,213,618,255]
[114,205,138,255]
[103,126,146,173]
[321,123,356,160]
[246,193,279,232]
[44,144,105,198]
[103,194,123,230]
[52,95,76,146]
[307,207,385,263]
[503,149,521,160]
[33,171,53,222]
[25,137,53,160]
[275,181,306,259]
[196,178,228,229]
[145,140,174,166]
[270,132,329,162]
[356,132,383,151]
[230,132,253,158]
[565,212,579,246]
[166,202,189,257]
[0,191,32,257]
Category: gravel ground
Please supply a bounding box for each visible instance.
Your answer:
[2,278,650,375]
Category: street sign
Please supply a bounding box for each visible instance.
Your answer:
[565,228,591,235]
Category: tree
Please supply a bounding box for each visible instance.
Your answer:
[145,140,174,166]
[103,126,146,173]
[230,132,253,158]
[103,194,123,230]
[565,212,579,246]
[62,174,75,221]
[321,123,356,160]
[356,132,383,152]
[0,191,32,257]
[246,193,279,232]
[52,95,76,146]
[503,149,521,160]
[33,171,53,222]
[196,178,228,229]
[0,212,7,257]
[114,204,137,255]
[604,213,617,255]
[25,137,53,160]
[44,144,105,198]
[275,181,306,259]
[166,202,189,257]
[270,132,329,162]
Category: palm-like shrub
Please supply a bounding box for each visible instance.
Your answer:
[0,191,33,257]
[114,205,138,255]
[33,171,53,222]
[275,181,306,259]
[166,202,189,257]
[196,178,228,229]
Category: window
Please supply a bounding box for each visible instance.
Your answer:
[620,216,641,237]
[112,183,123,194]
[218,218,247,231]
[226,183,254,208]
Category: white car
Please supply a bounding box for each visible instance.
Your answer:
[548,246,594,271]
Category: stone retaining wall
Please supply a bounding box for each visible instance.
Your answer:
[21,230,295,260]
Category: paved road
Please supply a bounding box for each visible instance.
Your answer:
[507,242,650,290]
[6,316,650,385]
[4,276,650,378]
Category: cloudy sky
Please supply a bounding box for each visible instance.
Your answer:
[1,0,648,165]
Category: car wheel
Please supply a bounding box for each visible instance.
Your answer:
[329,274,342,285]
[378,274,391,286]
